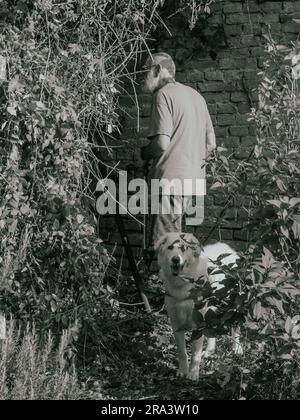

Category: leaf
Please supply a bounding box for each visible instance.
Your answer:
[8,76,25,93]
[264,281,276,288]
[286,317,294,334]
[275,178,287,192]
[8,220,18,233]
[289,198,300,207]
[7,106,17,116]
[77,214,84,224]
[36,101,46,109]
[262,248,275,269]
[280,226,289,239]
[265,297,284,314]
[20,205,30,215]
[267,199,281,208]
[279,354,293,361]
[50,300,57,313]
[253,301,262,320]
[210,181,223,190]
[292,221,300,239]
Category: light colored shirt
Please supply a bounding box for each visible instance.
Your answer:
[148,81,214,195]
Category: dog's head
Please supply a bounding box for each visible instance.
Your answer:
[154,232,202,277]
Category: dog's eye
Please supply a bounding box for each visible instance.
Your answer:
[180,246,186,252]
[168,245,174,250]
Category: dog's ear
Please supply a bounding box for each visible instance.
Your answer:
[154,235,168,252]
[193,245,202,258]
[185,234,202,258]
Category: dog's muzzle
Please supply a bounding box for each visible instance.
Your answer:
[171,255,185,276]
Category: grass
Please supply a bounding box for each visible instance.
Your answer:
[0,320,83,400]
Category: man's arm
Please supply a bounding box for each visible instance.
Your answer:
[141,134,170,161]
[206,130,216,157]
[205,103,216,157]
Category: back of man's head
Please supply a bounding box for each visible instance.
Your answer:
[148,52,176,78]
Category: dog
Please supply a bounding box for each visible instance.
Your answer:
[155,232,242,381]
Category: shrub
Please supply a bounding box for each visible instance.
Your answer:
[192,33,300,399]
[0,320,83,400]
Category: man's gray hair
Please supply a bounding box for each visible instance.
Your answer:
[150,52,176,78]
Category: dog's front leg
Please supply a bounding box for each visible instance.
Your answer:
[204,337,216,358]
[188,336,204,381]
[173,330,189,377]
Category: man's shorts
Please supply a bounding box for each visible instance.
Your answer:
[149,195,204,246]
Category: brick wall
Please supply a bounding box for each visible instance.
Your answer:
[99,1,300,269]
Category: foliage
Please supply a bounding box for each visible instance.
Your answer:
[0,0,167,331]
[191,34,300,398]
[164,0,215,30]
[0,320,83,400]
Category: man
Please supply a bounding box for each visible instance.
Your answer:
[140,52,216,247]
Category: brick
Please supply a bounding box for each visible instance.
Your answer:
[224,24,243,36]
[283,2,300,13]
[280,13,300,23]
[225,81,243,92]
[282,22,300,33]
[218,114,236,126]
[198,81,225,92]
[243,1,260,13]
[238,113,252,125]
[226,13,249,25]
[217,103,237,114]
[233,229,250,241]
[243,69,258,80]
[214,126,229,137]
[203,92,230,103]
[224,207,239,220]
[225,69,242,81]
[207,103,217,114]
[219,58,240,69]
[222,136,240,148]
[238,102,251,113]
[264,23,282,34]
[284,33,300,42]
[234,47,251,57]
[204,70,224,81]
[230,126,249,136]
[219,229,234,241]
[241,136,256,146]
[263,13,280,23]
[196,58,219,69]
[251,47,266,57]
[230,92,249,103]
[262,2,283,13]
[188,69,205,82]
[242,24,262,35]
[249,124,257,135]
[240,35,261,47]
[223,2,243,14]
[211,115,217,125]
